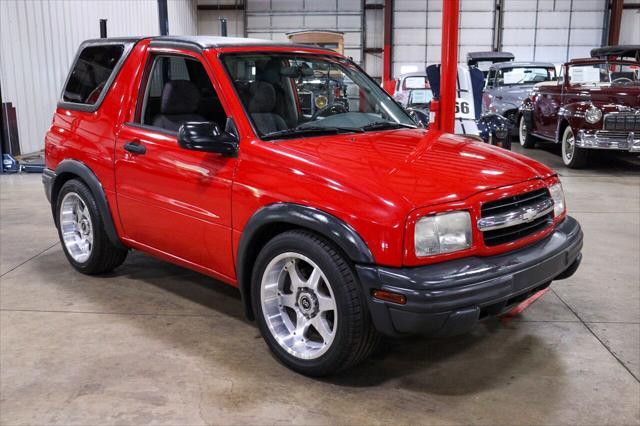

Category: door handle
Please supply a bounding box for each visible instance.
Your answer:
[123,141,146,155]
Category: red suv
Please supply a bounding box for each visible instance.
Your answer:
[43,36,583,376]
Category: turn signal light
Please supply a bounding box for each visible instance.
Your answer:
[372,289,407,305]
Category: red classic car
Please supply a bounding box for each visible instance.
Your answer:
[43,36,583,376]
[519,47,640,168]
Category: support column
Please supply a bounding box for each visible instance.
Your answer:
[382,0,394,93]
[158,0,169,36]
[439,0,460,133]
[607,0,624,45]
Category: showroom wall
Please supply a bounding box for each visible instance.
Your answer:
[244,0,364,63]
[197,0,245,36]
[0,0,197,155]
[620,1,640,44]
[2,0,637,155]
[391,0,609,77]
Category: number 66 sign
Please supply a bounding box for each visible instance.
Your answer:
[455,97,475,120]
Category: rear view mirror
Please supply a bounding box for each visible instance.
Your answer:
[178,121,238,157]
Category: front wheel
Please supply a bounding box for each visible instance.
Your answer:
[518,115,536,148]
[252,230,380,376]
[561,125,588,168]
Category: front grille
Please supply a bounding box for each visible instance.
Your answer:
[480,188,553,247]
[603,113,640,132]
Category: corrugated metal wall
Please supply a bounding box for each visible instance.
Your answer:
[197,0,245,36]
[168,0,198,35]
[392,0,608,76]
[620,1,640,45]
[393,0,495,77]
[0,0,197,154]
[245,0,363,64]
[502,0,605,63]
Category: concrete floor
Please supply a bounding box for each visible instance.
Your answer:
[1,145,639,425]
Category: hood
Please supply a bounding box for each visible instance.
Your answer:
[276,129,554,209]
[493,85,534,105]
[578,85,640,109]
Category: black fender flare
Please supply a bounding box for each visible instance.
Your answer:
[236,203,375,320]
[51,159,127,250]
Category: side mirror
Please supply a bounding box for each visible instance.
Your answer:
[178,121,238,157]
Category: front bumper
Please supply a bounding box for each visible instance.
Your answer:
[356,216,583,337]
[576,130,640,152]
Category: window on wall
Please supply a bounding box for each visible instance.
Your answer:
[139,55,227,132]
[62,44,125,105]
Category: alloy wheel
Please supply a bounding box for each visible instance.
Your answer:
[260,252,337,360]
[59,192,93,263]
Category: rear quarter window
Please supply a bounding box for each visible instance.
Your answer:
[61,43,126,107]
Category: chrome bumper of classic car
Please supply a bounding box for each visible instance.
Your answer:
[576,130,640,152]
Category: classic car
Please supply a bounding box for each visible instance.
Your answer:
[483,62,557,131]
[519,46,640,168]
[393,72,430,107]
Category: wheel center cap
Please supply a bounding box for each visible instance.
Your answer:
[296,288,319,318]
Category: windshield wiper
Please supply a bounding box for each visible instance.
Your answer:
[262,125,363,140]
[360,121,416,131]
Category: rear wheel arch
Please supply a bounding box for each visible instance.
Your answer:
[236,203,374,320]
[52,160,126,250]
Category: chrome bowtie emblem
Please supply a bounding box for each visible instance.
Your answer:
[522,208,538,222]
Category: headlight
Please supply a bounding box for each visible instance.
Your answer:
[585,106,602,124]
[415,211,472,257]
[494,124,508,140]
[549,183,566,217]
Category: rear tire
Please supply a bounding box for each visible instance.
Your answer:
[252,230,380,376]
[56,179,128,274]
[561,125,588,168]
[518,115,536,148]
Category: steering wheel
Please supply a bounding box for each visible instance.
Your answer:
[311,103,347,120]
[612,77,633,84]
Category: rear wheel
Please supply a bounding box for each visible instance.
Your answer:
[561,125,588,168]
[518,115,536,148]
[252,230,380,376]
[56,179,128,274]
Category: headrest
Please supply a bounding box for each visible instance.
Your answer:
[160,80,201,115]
[280,65,315,78]
[248,81,276,113]
[257,59,281,84]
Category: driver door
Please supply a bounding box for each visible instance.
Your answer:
[114,49,236,280]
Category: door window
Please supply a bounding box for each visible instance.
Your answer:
[139,55,227,133]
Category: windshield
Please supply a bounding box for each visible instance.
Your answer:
[568,61,640,86]
[222,53,415,140]
[495,66,556,86]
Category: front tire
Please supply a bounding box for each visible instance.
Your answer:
[518,115,536,148]
[252,230,380,376]
[561,125,588,168]
[56,179,128,274]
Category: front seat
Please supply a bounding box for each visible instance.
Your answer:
[152,80,206,132]
[257,59,297,127]
[248,81,288,135]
